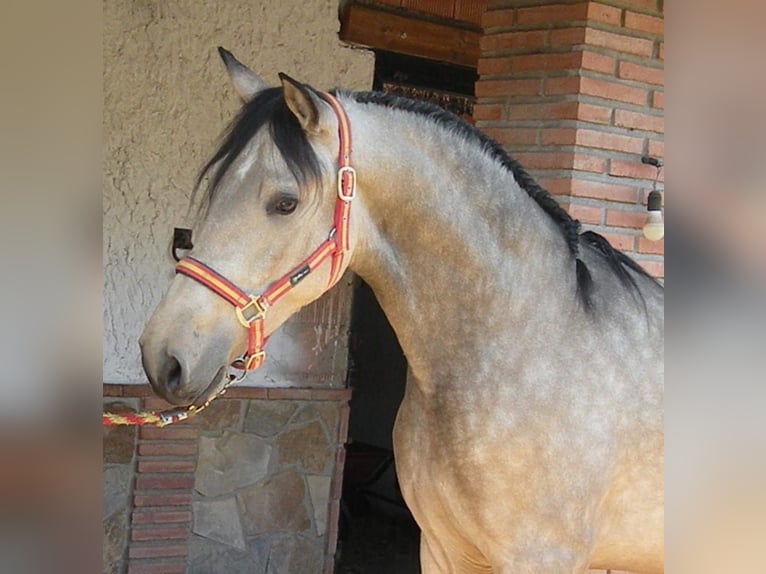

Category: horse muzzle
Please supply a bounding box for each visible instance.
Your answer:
[139,333,228,407]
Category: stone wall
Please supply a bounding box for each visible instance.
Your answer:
[103,400,140,574]
[103,386,351,573]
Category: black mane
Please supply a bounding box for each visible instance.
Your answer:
[198,86,658,311]
[196,87,322,208]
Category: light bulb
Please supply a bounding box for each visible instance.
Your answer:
[643,210,664,241]
[642,189,664,241]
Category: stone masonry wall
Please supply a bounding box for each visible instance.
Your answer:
[476,0,664,279]
[103,386,351,574]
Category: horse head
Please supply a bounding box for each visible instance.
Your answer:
[139,49,357,406]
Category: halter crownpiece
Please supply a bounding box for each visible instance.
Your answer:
[102,91,356,427]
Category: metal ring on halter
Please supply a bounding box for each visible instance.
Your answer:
[229,364,249,383]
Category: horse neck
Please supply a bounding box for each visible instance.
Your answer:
[345,104,577,383]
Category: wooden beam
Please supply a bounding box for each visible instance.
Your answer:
[340,3,480,68]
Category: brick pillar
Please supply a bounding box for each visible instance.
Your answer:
[476,0,664,279]
[128,396,199,574]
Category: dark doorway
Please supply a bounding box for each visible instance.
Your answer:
[335,51,476,573]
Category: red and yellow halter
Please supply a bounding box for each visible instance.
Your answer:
[103,92,356,427]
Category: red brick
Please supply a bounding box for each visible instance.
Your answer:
[658,41,664,60]
[402,0,453,19]
[331,449,347,499]
[580,51,616,75]
[131,526,189,541]
[511,52,581,73]
[265,387,312,400]
[577,102,612,125]
[217,386,267,399]
[638,237,665,255]
[527,152,602,175]
[568,204,603,224]
[540,127,577,146]
[475,78,541,98]
[122,385,153,397]
[580,77,648,105]
[549,27,587,47]
[648,139,664,158]
[576,129,644,154]
[138,426,199,441]
[601,232,636,252]
[133,510,192,525]
[309,388,353,401]
[625,0,661,12]
[537,178,572,195]
[473,103,504,121]
[614,109,663,133]
[127,561,186,574]
[103,385,123,397]
[454,0,484,26]
[584,28,655,57]
[482,8,515,30]
[138,443,198,457]
[478,57,512,76]
[586,3,622,26]
[618,61,664,86]
[338,404,351,443]
[610,160,664,181]
[513,152,574,170]
[638,259,664,279]
[480,30,547,52]
[135,475,194,491]
[570,179,638,203]
[606,209,646,228]
[128,545,188,559]
[544,76,581,95]
[516,3,588,26]
[137,460,196,474]
[625,11,664,35]
[484,127,538,146]
[507,101,579,121]
[133,493,192,507]
[652,90,664,109]
[326,499,341,557]
[572,153,606,173]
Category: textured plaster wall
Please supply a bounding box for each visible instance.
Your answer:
[104,0,374,384]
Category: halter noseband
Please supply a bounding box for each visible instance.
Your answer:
[176,91,355,381]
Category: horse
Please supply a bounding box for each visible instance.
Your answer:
[139,48,664,573]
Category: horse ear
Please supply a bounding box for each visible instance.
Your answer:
[217,47,268,102]
[279,73,322,134]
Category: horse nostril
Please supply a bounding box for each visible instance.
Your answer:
[165,356,183,394]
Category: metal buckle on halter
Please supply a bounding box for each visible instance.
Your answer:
[235,297,267,327]
[244,350,266,371]
[230,350,266,381]
[337,166,357,201]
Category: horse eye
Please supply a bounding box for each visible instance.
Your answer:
[271,196,299,215]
